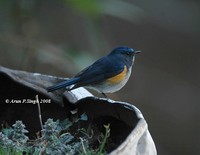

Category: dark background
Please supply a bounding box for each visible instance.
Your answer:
[0,0,200,154]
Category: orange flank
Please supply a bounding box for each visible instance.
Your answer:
[107,66,127,84]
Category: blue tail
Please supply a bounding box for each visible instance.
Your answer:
[47,77,80,92]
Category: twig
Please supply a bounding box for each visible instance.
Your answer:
[80,137,86,155]
[99,124,110,154]
[35,95,43,130]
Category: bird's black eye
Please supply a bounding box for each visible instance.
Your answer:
[126,52,130,55]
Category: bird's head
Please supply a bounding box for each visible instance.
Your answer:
[110,46,141,56]
[109,46,141,65]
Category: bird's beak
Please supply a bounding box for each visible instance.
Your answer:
[135,50,142,54]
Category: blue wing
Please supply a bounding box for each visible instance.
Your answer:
[73,56,124,88]
[46,55,124,92]
[47,77,80,92]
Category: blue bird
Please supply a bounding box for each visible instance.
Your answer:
[47,46,141,96]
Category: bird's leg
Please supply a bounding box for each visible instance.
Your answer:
[101,92,107,98]
[66,87,70,91]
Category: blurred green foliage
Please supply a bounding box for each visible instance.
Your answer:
[1,0,198,75]
[64,0,101,17]
[0,0,146,75]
